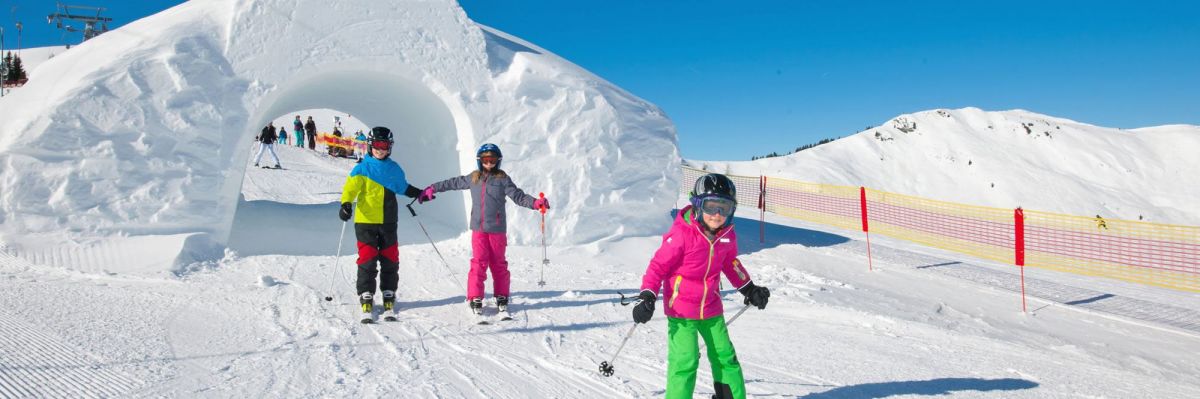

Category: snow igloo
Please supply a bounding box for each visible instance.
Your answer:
[0,0,679,274]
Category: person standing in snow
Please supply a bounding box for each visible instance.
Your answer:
[277,120,288,145]
[631,173,770,399]
[293,115,305,148]
[338,127,424,322]
[304,116,318,150]
[417,143,549,315]
[333,115,344,136]
[253,122,282,169]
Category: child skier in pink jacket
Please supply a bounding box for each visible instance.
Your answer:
[633,173,770,399]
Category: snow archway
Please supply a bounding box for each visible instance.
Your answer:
[0,0,680,274]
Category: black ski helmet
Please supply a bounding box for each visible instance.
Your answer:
[476,143,502,170]
[366,127,394,159]
[369,126,394,144]
[689,173,737,225]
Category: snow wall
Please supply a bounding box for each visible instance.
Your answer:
[0,0,680,274]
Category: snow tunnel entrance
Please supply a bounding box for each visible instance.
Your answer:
[227,69,465,256]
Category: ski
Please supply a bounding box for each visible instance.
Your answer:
[498,305,514,321]
[468,298,489,324]
[382,303,398,322]
[497,297,513,321]
[359,302,376,324]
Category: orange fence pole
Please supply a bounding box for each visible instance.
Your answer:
[860,187,873,271]
[1015,207,1027,313]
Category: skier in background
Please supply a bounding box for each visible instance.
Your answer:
[277,119,288,145]
[418,143,549,316]
[338,127,424,323]
[304,116,318,150]
[631,173,771,399]
[253,122,282,169]
[293,115,305,148]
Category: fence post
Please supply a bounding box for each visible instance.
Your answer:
[860,187,873,271]
[1015,207,1027,313]
[759,176,766,243]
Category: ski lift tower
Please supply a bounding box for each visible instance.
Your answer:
[46,2,112,43]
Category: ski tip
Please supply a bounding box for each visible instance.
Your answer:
[360,318,375,324]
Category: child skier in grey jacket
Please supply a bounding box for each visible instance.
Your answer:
[419,143,549,315]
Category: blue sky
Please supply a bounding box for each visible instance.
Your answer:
[4,1,1197,161]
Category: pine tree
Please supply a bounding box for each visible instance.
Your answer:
[10,55,26,81]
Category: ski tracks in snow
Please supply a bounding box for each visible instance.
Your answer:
[0,309,144,398]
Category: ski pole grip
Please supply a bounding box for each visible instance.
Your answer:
[406,203,417,217]
[538,192,546,214]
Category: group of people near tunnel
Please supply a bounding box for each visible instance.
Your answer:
[337,126,770,399]
[252,116,321,168]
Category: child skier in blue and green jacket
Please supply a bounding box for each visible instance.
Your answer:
[338,127,424,321]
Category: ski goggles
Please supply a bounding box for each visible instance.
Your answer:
[699,197,736,217]
[370,140,392,150]
[478,155,500,164]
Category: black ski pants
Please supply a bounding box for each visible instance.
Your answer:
[354,223,399,297]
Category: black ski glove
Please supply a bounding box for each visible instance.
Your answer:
[739,282,770,310]
[631,290,657,324]
[339,202,353,221]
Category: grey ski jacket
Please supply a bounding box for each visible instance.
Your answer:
[431,171,537,233]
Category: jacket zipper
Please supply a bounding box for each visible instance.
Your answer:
[479,175,488,230]
[695,224,731,319]
[670,275,682,309]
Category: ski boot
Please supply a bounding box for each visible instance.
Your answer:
[381,290,397,322]
[495,295,509,313]
[359,292,374,324]
[469,297,484,315]
[496,295,513,321]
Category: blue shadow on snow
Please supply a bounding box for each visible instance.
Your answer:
[798,377,1038,398]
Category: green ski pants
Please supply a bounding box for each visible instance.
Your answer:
[666,316,746,399]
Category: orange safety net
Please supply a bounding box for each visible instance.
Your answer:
[1023,210,1199,292]
[678,166,1200,292]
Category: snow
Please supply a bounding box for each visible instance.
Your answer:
[698,107,1200,225]
[1,1,1198,397]
[1,144,1198,396]
[0,0,678,274]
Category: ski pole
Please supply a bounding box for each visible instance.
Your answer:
[407,198,465,291]
[324,215,351,302]
[599,323,639,377]
[538,192,548,287]
[724,303,752,327]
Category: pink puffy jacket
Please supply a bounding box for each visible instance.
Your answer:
[640,205,753,320]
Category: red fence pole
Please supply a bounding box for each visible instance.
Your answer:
[860,187,873,271]
[759,176,766,244]
[1015,207,1027,313]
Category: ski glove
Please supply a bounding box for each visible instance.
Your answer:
[339,202,353,222]
[533,197,550,211]
[419,185,436,204]
[631,290,657,323]
[739,282,770,310]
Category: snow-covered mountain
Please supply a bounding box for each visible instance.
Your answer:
[0,0,678,274]
[696,107,1200,225]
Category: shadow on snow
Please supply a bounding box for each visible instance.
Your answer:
[797,377,1038,398]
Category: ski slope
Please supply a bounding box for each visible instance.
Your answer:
[1,145,1197,398]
